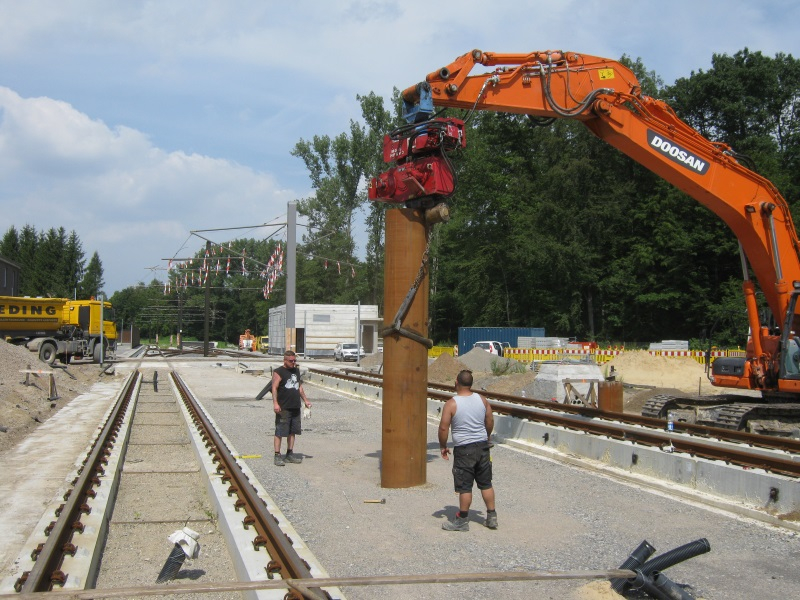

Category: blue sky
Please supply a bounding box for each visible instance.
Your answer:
[1,0,798,295]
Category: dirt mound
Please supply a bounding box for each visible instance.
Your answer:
[606,350,709,395]
[481,371,538,396]
[359,352,382,371]
[457,348,523,374]
[428,352,468,384]
[0,340,109,454]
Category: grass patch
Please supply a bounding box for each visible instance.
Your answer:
[490,359,527,376]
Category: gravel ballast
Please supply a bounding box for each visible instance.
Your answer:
[174,359,800,600]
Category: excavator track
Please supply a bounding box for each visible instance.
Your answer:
[642,394,800,435]
[713,404,760,430]
[641,394,678,419]
[640,394,740,419]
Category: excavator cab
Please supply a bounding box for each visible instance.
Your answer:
[779,285,800,382]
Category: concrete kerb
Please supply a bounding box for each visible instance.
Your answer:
[0,374,139,592]
[304,371,800,530]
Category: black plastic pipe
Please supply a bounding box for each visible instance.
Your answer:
[652,571,696,599]
[610,540,656,593]
[639,538,711,575]
[628,570,672,600]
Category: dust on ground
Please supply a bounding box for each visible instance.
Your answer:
[0,339,110,454]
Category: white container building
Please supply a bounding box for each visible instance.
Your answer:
[268,303,381,358]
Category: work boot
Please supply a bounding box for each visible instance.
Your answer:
[273,454,285,466]
[485,512,498,529]
[284,453,303,464]
[442,515,469,531]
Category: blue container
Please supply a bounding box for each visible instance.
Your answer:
[458,327,545,356]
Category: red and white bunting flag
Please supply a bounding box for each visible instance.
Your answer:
[337,261,341,275]
[226,257,230,275]
[324,260,328,270]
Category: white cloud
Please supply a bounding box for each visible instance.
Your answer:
[0,0,797,294]
[0,87,300,293]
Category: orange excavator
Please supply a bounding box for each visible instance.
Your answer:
[369,49,800,435]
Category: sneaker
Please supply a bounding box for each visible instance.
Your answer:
[442,516,469,531]
[273,454,285,466]
[284,453,303,464]
[485,513,498,529]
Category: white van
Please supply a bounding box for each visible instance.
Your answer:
[473,341,503,356]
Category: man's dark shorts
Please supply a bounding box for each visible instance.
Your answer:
[452,441,492,492]
[275,408,301,437]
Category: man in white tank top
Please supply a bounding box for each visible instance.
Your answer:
[438,369,497,531]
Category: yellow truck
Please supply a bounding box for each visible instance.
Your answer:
[0,296,117,365]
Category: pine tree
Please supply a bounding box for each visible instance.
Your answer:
[80,252,105,298]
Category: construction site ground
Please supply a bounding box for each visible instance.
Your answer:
[0,342,798,599]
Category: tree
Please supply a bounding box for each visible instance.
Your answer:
[63,231,85,298]
[0,226,20,260]
[292,92,399,307]
[80,252,105,298]
[17,225,38,296]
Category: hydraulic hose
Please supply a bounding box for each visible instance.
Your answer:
[610,540,656,593]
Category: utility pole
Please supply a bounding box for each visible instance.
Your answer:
[177,289,183,350]
[286,201,297,352]
[203,240,211,357]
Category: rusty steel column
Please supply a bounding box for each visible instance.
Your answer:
[382,208,429,488]
[598,380,623,412]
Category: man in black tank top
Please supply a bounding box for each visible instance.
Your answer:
[271,350,312,466]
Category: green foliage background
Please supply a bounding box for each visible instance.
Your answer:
[6,49,797,350]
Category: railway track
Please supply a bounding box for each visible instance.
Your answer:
[8,366,337,599]
[314,368,800,478]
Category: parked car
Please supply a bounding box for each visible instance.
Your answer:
[473,341,504,356]
[334,342,365,361]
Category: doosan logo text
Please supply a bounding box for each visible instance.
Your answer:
[648,131,708,174]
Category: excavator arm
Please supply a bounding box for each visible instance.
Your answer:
[373,49,800,397]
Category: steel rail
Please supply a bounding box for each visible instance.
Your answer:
[329,368,800,453]
[169,372,329,600]
[16,371,140,593]
[312,369,800,478]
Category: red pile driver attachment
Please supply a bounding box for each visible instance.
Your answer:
[369,117,465,205]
